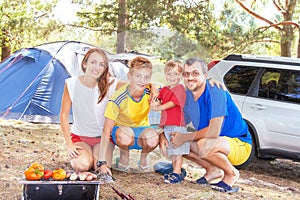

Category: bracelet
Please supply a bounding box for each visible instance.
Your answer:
[96,160,107,167]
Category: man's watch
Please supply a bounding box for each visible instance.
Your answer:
[96,160,107,167]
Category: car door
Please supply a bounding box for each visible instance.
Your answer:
[242,68,300,153]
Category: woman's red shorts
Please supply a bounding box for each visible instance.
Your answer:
[71,133,113,147]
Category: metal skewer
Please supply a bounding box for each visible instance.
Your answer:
[97,173,136,200]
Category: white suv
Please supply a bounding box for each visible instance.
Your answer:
[208,54,300,167]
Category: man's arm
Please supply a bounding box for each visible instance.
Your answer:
[206,117,224,138]
[169,127,208,148]
[208,78,227,90]
[181,117,223,142]
[169,117,223,151]
[199,116,224,157]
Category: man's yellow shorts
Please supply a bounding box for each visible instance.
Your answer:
[224,136,252,166]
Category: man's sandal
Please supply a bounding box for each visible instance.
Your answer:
[211,181,239,193]
[164,172,183,184]
[193,176,209,185]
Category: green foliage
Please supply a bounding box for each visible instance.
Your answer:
[74,0,216,59]
[0,0,61,55]
[208,0,277,58]
[76,1,118,34]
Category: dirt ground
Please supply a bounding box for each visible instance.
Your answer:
[0,119,300,200]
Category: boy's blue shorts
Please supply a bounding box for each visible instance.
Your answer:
[111,125,157,150]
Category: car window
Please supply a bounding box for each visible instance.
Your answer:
[258,68,300,104]
[224,65,258,95]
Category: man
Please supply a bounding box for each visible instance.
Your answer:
[160,58,252,193]
[98,56,159,175]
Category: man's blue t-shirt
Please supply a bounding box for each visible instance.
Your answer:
[184,81,252,144]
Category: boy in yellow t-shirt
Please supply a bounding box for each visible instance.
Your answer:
[98,56,159,174]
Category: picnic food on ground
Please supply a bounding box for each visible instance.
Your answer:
[79,172,87,181]
[52,168,67,180]
[69,172,97,181]
[24,163,97,181]
[69,172,79,181]
[66,171,72,179]
[43,169,53,180]
[24,162,44,180]
[85,172,97,181]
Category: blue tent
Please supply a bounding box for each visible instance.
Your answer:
[0,41,160,124]
[0,47,68,123]
[0,41,99,123]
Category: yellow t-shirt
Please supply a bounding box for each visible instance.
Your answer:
[104,84,151,127]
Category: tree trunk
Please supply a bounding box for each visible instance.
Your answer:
[1,29,11,61]
[280,0,297,57]
[297,29,300,58]
[280,24,293,57]
[1,45,11,61]
[116,0,127,53]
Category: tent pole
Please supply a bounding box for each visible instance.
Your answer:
[2,63,48,119]
[18,99,33,121]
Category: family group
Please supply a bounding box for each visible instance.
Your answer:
[59,48,252,193]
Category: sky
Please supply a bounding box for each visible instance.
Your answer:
[53,0,79,23]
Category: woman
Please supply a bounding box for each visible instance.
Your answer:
[60,48,125,172]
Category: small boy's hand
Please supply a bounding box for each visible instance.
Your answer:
[150,100,161,111]
[149,84,159,102]
[159,133,169,157]
[170,132,184,148]
[150,104,160,111]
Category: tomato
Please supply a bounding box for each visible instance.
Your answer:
[43,169,53,180]
[24,162,44,181]
[52,168,67,180]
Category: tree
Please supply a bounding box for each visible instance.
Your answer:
[0,0,61,61]
[74,0,215,56]
[209,1,278,58]
[235,0,300,57]
[117,0,127,53]
[74,0,167,53]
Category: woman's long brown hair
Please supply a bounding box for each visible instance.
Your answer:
[81,48,114,103]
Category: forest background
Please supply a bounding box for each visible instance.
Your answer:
[1,0,300,63]
[1,0,300,85]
